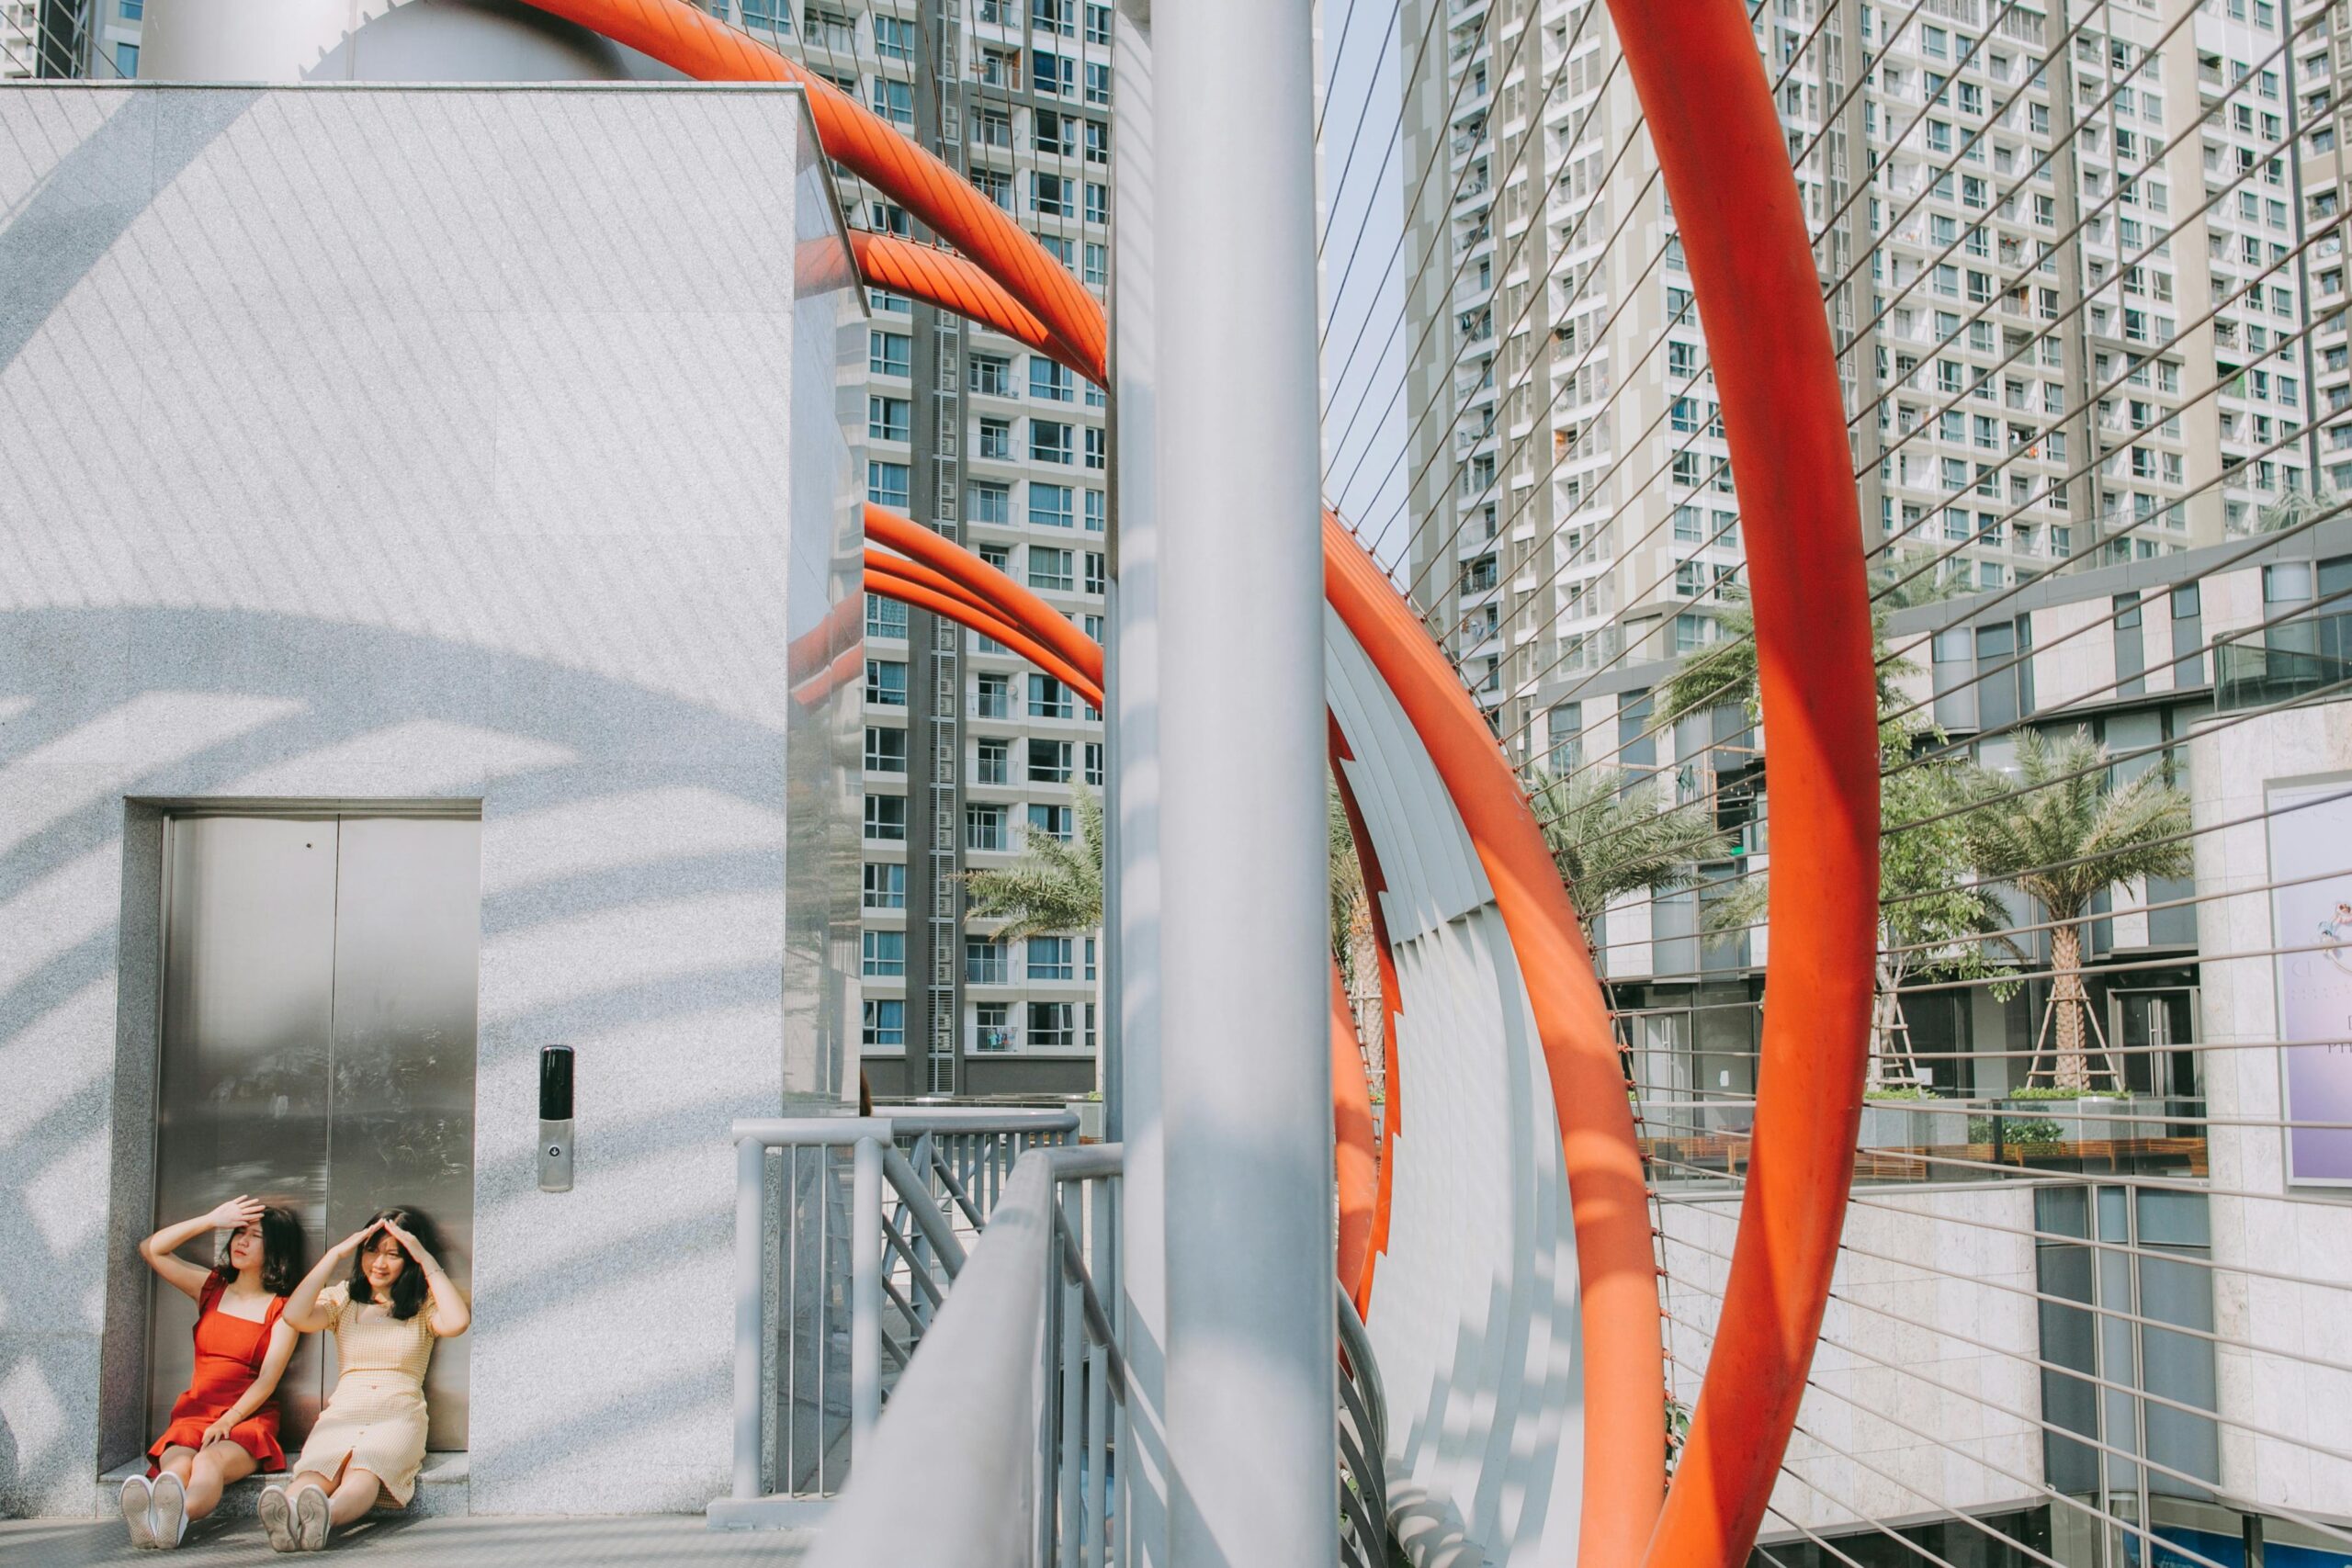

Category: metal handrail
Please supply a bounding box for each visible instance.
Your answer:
[807,1144,1125,1568]
[718,1110,1082,1524]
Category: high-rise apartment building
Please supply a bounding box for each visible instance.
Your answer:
[779,0,1111,1100]
[1397,0,2349,767]
[67,0,1113,1099]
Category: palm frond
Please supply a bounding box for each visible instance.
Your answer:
[964,785,1104,940]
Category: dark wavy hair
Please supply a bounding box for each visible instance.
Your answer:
[211,1203,305,1297]
[347,1207,442,1321]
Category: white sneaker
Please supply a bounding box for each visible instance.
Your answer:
[259,1484,299,1553]
[293,1482,332,1551]
[119,1475,156,1550]
[149,1472,187,1550]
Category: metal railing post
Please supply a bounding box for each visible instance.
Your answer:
[851,1134,884,1461]
[732,1134,766,1500]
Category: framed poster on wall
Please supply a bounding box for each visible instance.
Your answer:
[2265,776,2352,1186]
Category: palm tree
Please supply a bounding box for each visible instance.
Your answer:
[965,783,1378,990]
[1962,729,2192,1090]
[965,785,1104,939]
[1522,764,1736,965]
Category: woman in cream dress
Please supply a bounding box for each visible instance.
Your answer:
[265,1210,469,1552]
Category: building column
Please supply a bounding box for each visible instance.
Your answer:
[1152,1,1339,1562]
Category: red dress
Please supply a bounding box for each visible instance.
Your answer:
[147,1279,290,1472]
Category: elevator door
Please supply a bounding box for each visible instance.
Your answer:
[148,815,479,1453]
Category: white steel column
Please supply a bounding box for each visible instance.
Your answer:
[1111,0,1170,1563]
[1153,0,1339,1562]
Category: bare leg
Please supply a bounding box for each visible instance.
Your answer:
[181,1442,257,1521]
[155,1447,197,1485]
[326,1468,383,1527]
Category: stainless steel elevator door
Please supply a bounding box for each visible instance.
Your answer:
[149,815,480,1454]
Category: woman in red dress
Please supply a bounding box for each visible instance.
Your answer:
[121,1195,306,1551]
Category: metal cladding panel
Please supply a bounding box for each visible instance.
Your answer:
[1324,606,1491,942]
[1325,613,1586,1564]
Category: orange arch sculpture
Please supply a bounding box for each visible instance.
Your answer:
[527,3,1883,1563]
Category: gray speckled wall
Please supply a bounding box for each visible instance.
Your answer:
[0,82,860,1517]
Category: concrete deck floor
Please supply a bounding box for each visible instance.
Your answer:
[0,1516,814,1566]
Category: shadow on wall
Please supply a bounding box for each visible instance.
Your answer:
[0,606,851,1516]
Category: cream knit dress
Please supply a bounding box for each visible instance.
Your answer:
[288,1283,438,1505]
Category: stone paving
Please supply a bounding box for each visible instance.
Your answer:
[0,1516,813,1567]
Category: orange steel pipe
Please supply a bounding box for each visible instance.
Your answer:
[1324,513,1665,1564]
[515,0,1105,379]
[863,564,1103,711]
[1330,962,1379,1313]
[864,504,1104,691]
[865,547,1016,630]
[1612,6,1881,1568]
[1328,715,1402,1313]
[851,232,1095,380]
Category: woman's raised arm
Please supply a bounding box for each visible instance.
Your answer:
[140,1197,257,1303]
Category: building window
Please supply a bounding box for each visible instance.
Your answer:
[1028,739,1072,783]
[1029,547,1076,592]
[2170,582,2203,685]
[865,593,908,641]
[976,672,1012,718]
[1032,359,1076,402]
[864,795,907,842]
[1032,48,1073,95]
[1085,490,1106,531]
[970,355,1012,398]
[978,417,1012,460]
[1034,173,1072,217]
[1029,1001,1077,1047]
[1031,483,1075,529]
[1084,427,1106,470]
[1085,62,1111,106]
[966,803,1010,852]
[1028,803,1074,842]
[975,737,1011,784]
[975,1002,1014,1051]
[2114,593,2145,696]
[872,14,912,58]
[865,660,908,706]
[870,330,910,378]
[1545,703,1581,773]
[1083,552,1106,594]
[967,938,1008,985]
[969,481,1012,525]
[1029,675,1074,719]
[864,727,908,773]
[114,41,139,76]
[867,396,910,443]
[1027,936,1075,981]
[1084,742,1104,786]
[871,77,914,126]
[867,461,910,511]
[863,862,906,910]
[863,998,905,1049]
[862,930,906,977]
[1030,419,1074,465]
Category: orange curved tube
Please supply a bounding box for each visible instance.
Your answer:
[516,0,1105,379]
[1328,714,1401,1314]
[1615,7,1881,1568]
[851,233,1095,381]
[1330,962,1379,1317]
[865,505,1104,692]
[864,563,1103,711]
[865,547,1015,632]
[1324,512,1665,1566]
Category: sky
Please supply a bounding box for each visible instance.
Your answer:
[1317,0,1412,576]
